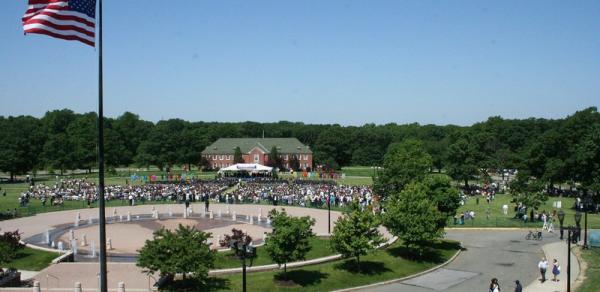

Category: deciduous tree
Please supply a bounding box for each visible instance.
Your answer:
[383,182,443,254]
[264,209,315,278]
[137,225,215,284]
[330,203,385,271]
[374,139,432,198]
[233,147,244,164]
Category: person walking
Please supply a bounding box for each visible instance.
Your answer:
[538,257,548,283]
[514,280,522,292]
[489,278,500,292]
[552,258,561,282]
[204,193,210,212]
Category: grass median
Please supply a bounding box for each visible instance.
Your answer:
[578,246,600,292]
[1,246,58,271]
[161,240,460,291]
[214,237,332,269]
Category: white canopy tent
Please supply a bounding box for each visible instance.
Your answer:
[217,163,273,174]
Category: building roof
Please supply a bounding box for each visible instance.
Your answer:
[201,138,312,155]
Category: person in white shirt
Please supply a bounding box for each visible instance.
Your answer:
[538,257,548,283]
[541,213,547,230]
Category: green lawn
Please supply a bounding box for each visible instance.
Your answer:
[339,176,373,186]
[0,183,182,219]
[214,237,332,269]
[1,247,58,271]
[578,247,600,292]
[0,176,215,218]
[161,240,460,291]
[453,193,600,229]
[341,167,377,177]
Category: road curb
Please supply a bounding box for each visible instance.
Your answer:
[331,242,463,292]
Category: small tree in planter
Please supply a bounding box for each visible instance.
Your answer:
[219,228,257,265]
[0,229,24,267]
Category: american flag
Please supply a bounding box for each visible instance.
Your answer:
[22,0,96,47]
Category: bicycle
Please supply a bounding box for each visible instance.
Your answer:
[526,230,543,240]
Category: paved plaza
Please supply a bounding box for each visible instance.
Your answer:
[0,204,583,291]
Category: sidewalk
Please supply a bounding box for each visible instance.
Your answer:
[525,240,579,292]
[17,270,38,280]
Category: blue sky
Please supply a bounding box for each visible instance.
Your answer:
[1,0,599,126]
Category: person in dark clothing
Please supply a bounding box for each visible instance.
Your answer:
[514,280,522,292]
[204,194,209,212]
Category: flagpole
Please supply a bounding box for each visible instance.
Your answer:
[97,0,108,291]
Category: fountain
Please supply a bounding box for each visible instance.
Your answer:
[44,229,50,245]
[90,241,96,258]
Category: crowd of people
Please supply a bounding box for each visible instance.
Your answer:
[17,178,234,207]
[223,181,375,209]
[14,177,376,211]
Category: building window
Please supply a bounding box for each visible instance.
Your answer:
[219,155,224,160]
[303,155,308,161]
[254,154,259,163]
[228,155,232,160]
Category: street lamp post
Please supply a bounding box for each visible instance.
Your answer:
[583,196,591,249]
[327,194,331,234]
[575,211,582,243]
[558,210,565,240]
[566,210,583,292]
[229,239,256,292]
[567,226,573,292]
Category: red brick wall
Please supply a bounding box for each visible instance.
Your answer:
[203,152,312,170]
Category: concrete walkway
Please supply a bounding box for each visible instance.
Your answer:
[362,230,557,292]
[525,240,580,292]
[16,271,38,281]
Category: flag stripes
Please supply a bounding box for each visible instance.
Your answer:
[22,0,96,47]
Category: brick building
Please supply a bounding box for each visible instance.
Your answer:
[201,138,313,170]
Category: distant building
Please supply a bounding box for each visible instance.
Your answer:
[201,138,313,170]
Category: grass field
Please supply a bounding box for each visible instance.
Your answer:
[578,247,600,292]
[0,181,183,218]
[162,240,460,291]
[214,237,332,269]
[4,170,599,228]
[1,247,58,271]
[453,193,600,229]
[341,167,377,178]
[338,176,373,186]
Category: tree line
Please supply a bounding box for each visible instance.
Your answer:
[0,107,599,191]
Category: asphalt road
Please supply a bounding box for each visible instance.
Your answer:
[361,229,559,292]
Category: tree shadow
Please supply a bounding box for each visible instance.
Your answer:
[334,260,392,275]
[13,251,29,260]
[273,270,329,287]
[160,277,230,292]
[386,241,460,263]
